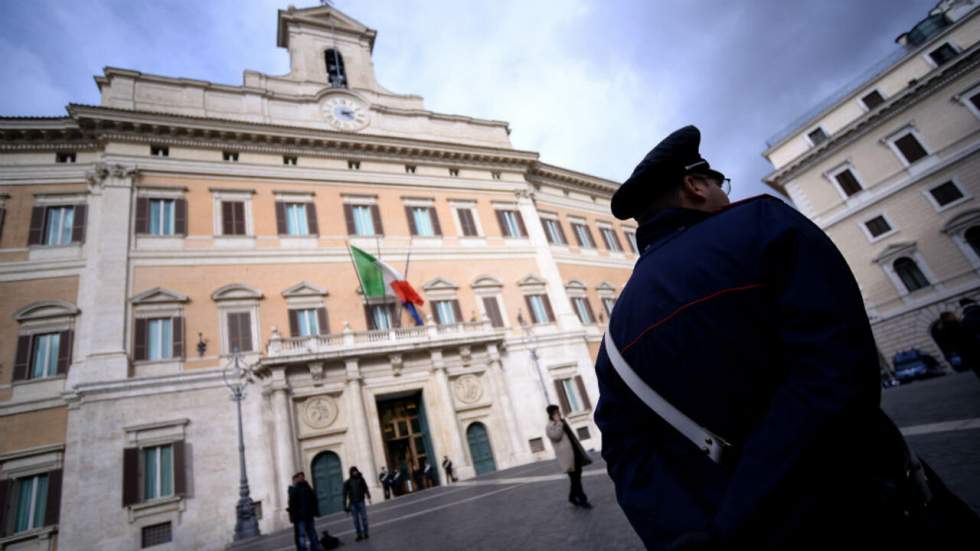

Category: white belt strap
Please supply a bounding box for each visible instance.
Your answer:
[603,331,732,464]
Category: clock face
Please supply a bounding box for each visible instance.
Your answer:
[322,96,369,131]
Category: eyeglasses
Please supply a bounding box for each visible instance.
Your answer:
[690,173,731,196]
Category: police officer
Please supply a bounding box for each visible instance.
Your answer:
[594,126,977,549]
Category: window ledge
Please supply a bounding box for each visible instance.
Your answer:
[0,525,57,547]
[932,195,972,213]
[27,244,83,262]
[128,495,185,523]
[136,236,185,251]
[566,410,592,421]
[278,236,319,249]
[10,374,66,388]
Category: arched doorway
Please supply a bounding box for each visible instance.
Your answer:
[311,451,343,515]
[466,422,496,475]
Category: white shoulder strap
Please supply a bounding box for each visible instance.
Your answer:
[603,331,731,464]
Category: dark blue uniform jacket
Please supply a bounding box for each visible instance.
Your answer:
[595,196,908,549]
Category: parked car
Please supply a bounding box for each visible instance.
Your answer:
[892,349,944,384]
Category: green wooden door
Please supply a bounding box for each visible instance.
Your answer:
[312,451,343,515]
[466,422,496,475]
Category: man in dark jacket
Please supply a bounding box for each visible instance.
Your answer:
[287,472,320,551]
[343,466,371,541]
[595,126,962,550]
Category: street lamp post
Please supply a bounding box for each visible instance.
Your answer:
[517,310,550,404]
[223,350,261,541]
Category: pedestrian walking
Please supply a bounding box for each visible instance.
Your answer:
[423,458,437,488]
[545,404,592,508]
[378,465,391,500]
[442,456,457,483]
[595,125,980,549]
[286,472,319,551]
[342,466,371,541]
[389,464,402,496]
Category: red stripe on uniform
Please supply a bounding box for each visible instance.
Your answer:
[621,283,766,353]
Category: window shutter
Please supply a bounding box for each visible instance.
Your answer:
[585,226,596,248]
[571,224,584,247]
[57,330,73,375]
[135,198,149,234]
[238,313,253,352]
[451,300,463,323]
[554,380,571,415]
[514,211,527,237]
[584,299,596,324]
[172,317,184,359]
[0,479,12,537]
[288,309,300,337]
[71,204,87,243]
[275,202,287,235]
[575,376,592,410]
[343,204,356,235]
[134,318,148,361]
[610,231,623,251]
[364,304,376,330]
[306,203,319,235]
[482,296,503,327]
[317,307,329,335]
[600,229,612,250]
[173,441,187,496]
[371,204,384,236]
[555,222,568,245]
[405,206,418,236]
[174,199,187,235]
[429,207,442,236]
[431,302,441,325]
[542,295,555,322]
[625,232,636,253]
[233,202,246,235]
[222,202,234,235]
[28,206,45,245]
[459,209,476,237]
[540,219,554,244]
[44,469,62,526]
[122,447,140,506]
[495,210,507,237]
[389,303,400,328]
[523,295,535,323]
[13,335,32,381]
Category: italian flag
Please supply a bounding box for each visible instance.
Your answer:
[349,245,425,324]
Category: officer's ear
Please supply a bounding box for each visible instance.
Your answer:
[680,174,709,204]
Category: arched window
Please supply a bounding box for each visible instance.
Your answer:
[966,226,980,258]
[325,49,347,88]
[893,257,929,292]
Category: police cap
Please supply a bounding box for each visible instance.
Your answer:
[611,125,725,220]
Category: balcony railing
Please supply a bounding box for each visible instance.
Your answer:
[264,319,502,361]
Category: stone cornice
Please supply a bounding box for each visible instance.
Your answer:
[529,162,619,195]
[764,44,980,189]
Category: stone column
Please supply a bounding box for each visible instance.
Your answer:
[70,164,137,386]
[430,350,468,477]
[515,189,581,332]
[344,359,378,491]
[267,368,296,527]
[485,343,530,465]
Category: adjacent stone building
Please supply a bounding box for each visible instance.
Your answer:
[762,0,980,374]
[0,6,637,550]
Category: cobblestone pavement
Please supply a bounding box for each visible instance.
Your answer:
[233,373,979,551]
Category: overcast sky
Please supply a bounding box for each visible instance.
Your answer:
[0,0,935,200]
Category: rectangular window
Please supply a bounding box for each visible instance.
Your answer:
[526,294,553,324]
[283,155,297,165]
[295,309,320,337]
[529,438,545,453]
[602,297,616,316]
[865,216,892,238]
[143,445,174,501]
[572,297,594,324]
[222,151,239,162]
[482,296,504,327]
[150,145,169,157]
[142,522,173,548]
[894,133,928,164]
[457,208,479,237]
[148,199,176,236]
[285,203,310,236]
[600,227,623,252]
[861,90,885,110]
[43,206,75,245]
[221,201,246,235]
[807,127,828,146]
[929,43,958,66]
[542,219,566,245]
[624,231,638,253]
[433,300,461,325]
[146,318,174,361]
[834,169,863,197]
[929,181,965,207]
[227,312,254,353]
[576,426,591,440]
[351,205,376,236]
[498,210,526,238]
[369,304,392,330]
[29,332,61,379]
[571,223,595,248]
[562,378,583,412]
[14,473,48,533]
[55,151,76,163]
[412,207,436,236]
[554,375,592,415]
[970,92,980,113]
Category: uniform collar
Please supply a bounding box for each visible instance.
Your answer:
[635,207,713,252]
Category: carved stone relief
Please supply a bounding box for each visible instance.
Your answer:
[301,395,338,430]
[452,374,484,404]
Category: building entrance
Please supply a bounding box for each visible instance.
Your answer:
[377,391,438,494]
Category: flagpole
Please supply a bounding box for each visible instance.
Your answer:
[376,235,402,329]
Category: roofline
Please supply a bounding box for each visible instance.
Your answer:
[762,6,979,157]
